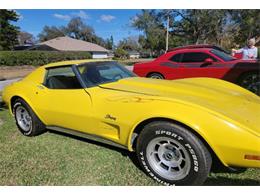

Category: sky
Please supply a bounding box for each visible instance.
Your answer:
[14,9,143,44]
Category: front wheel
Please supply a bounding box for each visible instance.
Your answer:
[136,121,212,186]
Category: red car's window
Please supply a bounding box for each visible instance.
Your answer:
[169,53,183,62]
[181,52,217,63]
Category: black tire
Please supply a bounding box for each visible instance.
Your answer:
[13,98,46,136]
[147,73,164,79]
[237,71,260,95]
[136,121,212,186]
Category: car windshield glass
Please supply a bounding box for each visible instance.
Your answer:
[77,61,135,87]
[212,46,230,54]
[210,49,236,62]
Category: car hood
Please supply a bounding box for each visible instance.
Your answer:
[100,77,260,136]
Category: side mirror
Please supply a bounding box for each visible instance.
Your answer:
[203,58,214,65]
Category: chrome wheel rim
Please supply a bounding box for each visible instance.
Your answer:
[146,137,191,180]
[150,74,163,79]
[240,74,260,95]
[15,105,32,132]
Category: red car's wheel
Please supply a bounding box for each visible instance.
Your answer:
[147,73,164,79]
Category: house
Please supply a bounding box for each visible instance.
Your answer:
[127,50,140,59]
[25,36,109,59]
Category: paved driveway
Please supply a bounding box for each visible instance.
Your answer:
[125,65,133,71]
[0,78,20,103]
[0,78,20,92]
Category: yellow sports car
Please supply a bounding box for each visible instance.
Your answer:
[2,59,260,185]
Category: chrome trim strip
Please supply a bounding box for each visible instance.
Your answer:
[46,125,128,150]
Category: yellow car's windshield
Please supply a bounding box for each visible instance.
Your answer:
[77,61,135,87]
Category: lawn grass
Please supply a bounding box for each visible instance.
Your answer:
[0,107,259,186]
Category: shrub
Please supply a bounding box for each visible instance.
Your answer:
[114,48,129,59]
[0,51,92,66]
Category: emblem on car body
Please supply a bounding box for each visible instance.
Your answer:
[105,114,116,121]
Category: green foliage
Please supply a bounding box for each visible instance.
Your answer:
[118,36,140,51]
[104,36,114,50]
[38,26,66,42]
[132,10,165,55]
[0,10,20,50]
[230,10,260,46]
[132,10,260,54]
[114,48,129,59]
[0,51,91,66]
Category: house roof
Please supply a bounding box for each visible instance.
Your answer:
[40,36,108,52]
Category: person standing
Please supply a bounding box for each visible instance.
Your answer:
[232,38,258,60]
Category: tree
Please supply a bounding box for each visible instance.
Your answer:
[230,10,260,46]
[165,10,230,45]
[18,31,35,45]
[105,36,114,50]
[132,9,260,52]
[132,10,165,56]
[0,10,20,50]
[66,17,95,42]
[117,36,140,51]
[38,26,66,42]
[37,17,107,47]
[114,47,128,59]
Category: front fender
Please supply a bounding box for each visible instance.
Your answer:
[127,100,260,168]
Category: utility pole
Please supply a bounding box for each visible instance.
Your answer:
[165,15,169,53]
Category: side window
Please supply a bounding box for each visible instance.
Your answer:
[181,52,217,63]
[169,53,183,62]
[44,66,82,89]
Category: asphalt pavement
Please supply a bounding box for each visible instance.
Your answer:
[0,78,20,92]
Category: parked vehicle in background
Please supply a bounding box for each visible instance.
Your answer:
[168,44,243,59]
[3,59,260,185]
[133,47,260,95]
[167,44,230,54]
[234,53,243,59]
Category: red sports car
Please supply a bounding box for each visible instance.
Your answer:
[168,44,243,59]
[133,47,260,95]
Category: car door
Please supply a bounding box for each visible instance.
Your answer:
[178,51,227,79]
[35,65,94,134]
[158,52,184,79]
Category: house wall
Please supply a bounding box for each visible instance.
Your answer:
[92,52,108,59]
[129,54,140,59]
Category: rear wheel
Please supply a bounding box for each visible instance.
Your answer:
[238,72,260,95]
[13,98,46,136]
[136,121,212,186]
[147,73,164,79]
